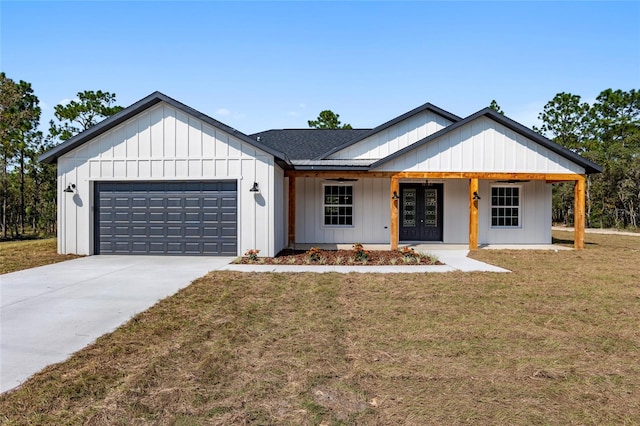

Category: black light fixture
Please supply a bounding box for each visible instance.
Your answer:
[473,191,481,201]
[249,182,259,193]
[64,184,76,193]
[392,191,400,200]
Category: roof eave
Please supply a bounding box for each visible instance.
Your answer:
[291,165,371,171]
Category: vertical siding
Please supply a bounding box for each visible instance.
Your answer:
[273,166,286,254]
[57,101,277,256]
[374,117,586,174]
[328,111,452,160]
[442,179,469,243]
[295,178,391,244]
[478,180,552,244]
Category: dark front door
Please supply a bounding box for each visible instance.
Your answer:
[399,183,443,241]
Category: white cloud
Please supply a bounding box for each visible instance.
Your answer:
[215,108,231,116]
[298,103,306,108]
[58,98,77,106]
[40,101,49,110]
[287,111,299,117]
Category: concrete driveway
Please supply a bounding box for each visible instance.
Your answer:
[0,255,233,394]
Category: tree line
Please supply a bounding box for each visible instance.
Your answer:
[534,89,639,229]
[0,73,122,239]
[0,73,638,240]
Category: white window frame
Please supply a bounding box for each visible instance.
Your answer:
[322,183,354,227]
[490,185,522,228]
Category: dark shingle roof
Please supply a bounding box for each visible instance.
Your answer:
[249,129,371,160]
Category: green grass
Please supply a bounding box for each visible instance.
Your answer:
[0,238,82,274]
[0,231,639,425]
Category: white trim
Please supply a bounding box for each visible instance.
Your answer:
[321,182,355,228]
[489,184,523,229]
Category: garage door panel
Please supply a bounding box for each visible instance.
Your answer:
[95,181,237,256]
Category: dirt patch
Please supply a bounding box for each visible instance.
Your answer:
[236,248,443,266]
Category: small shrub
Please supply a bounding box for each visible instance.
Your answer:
[400,246,419,259]
[390,258,398,265]
[334,256,344,265]
[352,243,369,262]
[306,247,322,262]
[288,257,297,265]
[319,256,328,265]
[425,253,439,264]
[244,249,260,262]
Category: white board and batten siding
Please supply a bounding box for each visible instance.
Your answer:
[328,111,453,160]
[295,178,391,244]
[440,179,552,245]
[57,101,284,257]
[293,178,552,246]
[374,117,587,175]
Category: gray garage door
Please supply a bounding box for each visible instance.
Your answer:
[95,181,237,255]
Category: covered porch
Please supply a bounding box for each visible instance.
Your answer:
[284,171,586,250]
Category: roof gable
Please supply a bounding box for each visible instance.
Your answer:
[40,92,290,165]
[371,108,602,174]
[315,102,462,160]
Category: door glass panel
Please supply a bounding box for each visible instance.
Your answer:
[402,188,416,227]
[424,188,437,227]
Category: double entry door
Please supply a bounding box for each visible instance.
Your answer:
[399,183,443,241]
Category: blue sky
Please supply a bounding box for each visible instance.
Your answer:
[2,1,639,135]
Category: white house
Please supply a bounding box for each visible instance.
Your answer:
[40,92,601,256]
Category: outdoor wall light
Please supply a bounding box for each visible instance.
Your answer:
[249,182,260,193]
[64,184,76,193]
[392,191,400,200]
[473,191,481,201]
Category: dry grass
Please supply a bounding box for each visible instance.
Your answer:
[1,230,639,424]
[0,238,82,275]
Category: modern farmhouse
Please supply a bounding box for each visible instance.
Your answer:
[40,92,601,257]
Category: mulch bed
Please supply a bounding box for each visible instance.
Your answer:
[235,248,443,266]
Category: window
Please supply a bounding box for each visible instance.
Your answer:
[491,186,520,227]
[323,185,353,226]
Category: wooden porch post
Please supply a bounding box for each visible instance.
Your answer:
[390,175,399,250]
[469,178,479,250]
[574,176,586,249]
[288,176,296,247]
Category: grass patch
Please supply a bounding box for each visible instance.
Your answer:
[1,231,639,424]
[0,238,82,274]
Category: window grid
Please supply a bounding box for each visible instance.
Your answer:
[323,185,353,226]
[491,186,520,227]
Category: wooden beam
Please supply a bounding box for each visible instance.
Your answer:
[288,177,296,247]
[284,170,585,182]
[469,178,479,250]
[390,175,399,250]
[574,176,586,249]
[393,171,584,181]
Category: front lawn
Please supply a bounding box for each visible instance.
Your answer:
[0,230,638,424]
[0,238,81,275]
